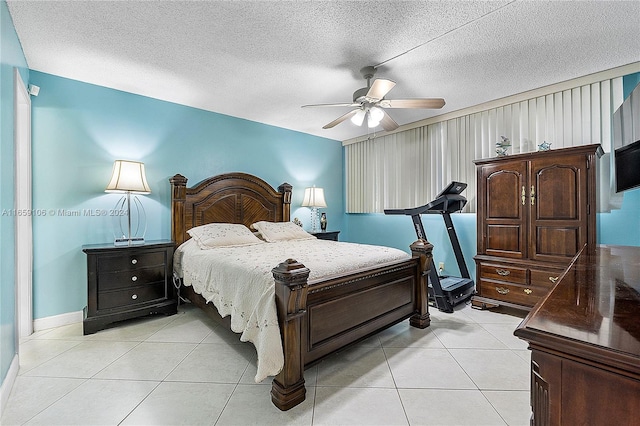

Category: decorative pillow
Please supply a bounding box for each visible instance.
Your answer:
[187,223,264,249]
[252,221,316,242]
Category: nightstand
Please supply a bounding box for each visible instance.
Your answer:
[82,240,176,335]
[310,230,340,241]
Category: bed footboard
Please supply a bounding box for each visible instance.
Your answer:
[270,238,433,411]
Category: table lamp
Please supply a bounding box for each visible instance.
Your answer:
[105,160,151,246]
[301,186,327,232]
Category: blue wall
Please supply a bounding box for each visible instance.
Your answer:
[598,188,640,246]
[28,71,342,319]
[0,0,29,389]
[343,213,477,279]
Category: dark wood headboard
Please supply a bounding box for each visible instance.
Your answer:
[170,172,292,246]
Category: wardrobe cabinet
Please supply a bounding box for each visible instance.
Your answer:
[472,144,602,310]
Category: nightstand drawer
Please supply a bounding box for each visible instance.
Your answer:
[479,263,527,284]
[98,251,166,272]
[98,265,166,291]
[479,279,545,307]
[98,282,166,311]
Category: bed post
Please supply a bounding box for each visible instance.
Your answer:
[271,258,309,411]
[278,182,292,222]
[170,174,187,245]
[410,239,433,328]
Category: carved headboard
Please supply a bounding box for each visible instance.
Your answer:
[170,172,292,246]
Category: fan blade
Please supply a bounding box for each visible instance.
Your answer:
[379,98,445,109]
[302,102,359,108]
[366,79,396,101]
[323,109,358,129]
[380,110,399,132]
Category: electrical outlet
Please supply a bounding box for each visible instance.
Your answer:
[438,262,445,271]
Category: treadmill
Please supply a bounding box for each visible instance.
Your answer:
[384,182,475,313]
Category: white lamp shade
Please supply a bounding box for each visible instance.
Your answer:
[369,106,384,122]
[105,160,151,194]
[301,186,327,208]
[367,108,382,128]
[350,109,366,126]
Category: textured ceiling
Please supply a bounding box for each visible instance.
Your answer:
[7,1,640,142]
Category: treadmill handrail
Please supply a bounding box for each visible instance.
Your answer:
[383,194,467,216]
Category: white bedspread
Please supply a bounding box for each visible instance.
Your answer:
[174,238,410,382]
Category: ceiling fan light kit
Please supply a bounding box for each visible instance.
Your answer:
[303,65,445,132]
[350,105,384,128]
[369,106,384,121]
[350,109,366,126]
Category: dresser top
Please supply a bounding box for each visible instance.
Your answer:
[516,245,640,366]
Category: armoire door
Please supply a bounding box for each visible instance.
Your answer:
[478,160,528,259]
[528,154,589,263]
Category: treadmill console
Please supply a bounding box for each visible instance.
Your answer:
[436,181,467,198]
[384,181,467,216]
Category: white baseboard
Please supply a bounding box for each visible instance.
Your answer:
[33,310,83,332]
[0,355,19,418]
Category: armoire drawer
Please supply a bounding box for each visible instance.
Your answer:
[479,279,546,307]
[530,269,564,289]
[479,263,527,284]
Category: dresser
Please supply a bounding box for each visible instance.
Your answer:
[472,144,602,310]
[82,240,176,334]
[515,245,640,425]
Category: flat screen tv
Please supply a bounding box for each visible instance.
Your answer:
[615,139,640,192]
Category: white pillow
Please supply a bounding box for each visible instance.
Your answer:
[252,221,316,242]
[187,223,264,249]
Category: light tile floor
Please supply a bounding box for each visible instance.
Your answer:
[2,302,532,425]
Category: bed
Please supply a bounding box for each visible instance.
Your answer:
[170,172,433,410]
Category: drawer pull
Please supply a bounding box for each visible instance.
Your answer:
[549,276,559,284]
[495,286,510,295]
[524,288,533,295]
[131,276,138,282]
[496,269,510,276]
[131,259,138,265]
[131,294,138,300]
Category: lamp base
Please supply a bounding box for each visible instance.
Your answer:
[310,207,320,232]
[114,237,145,247]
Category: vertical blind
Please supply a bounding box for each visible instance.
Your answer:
[345,77,624,213]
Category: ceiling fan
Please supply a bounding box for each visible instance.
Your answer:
[302,66,445,132]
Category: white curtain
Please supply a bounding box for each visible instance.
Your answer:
[345,77,624,213]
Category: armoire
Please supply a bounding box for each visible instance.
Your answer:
[472,144,603,310]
